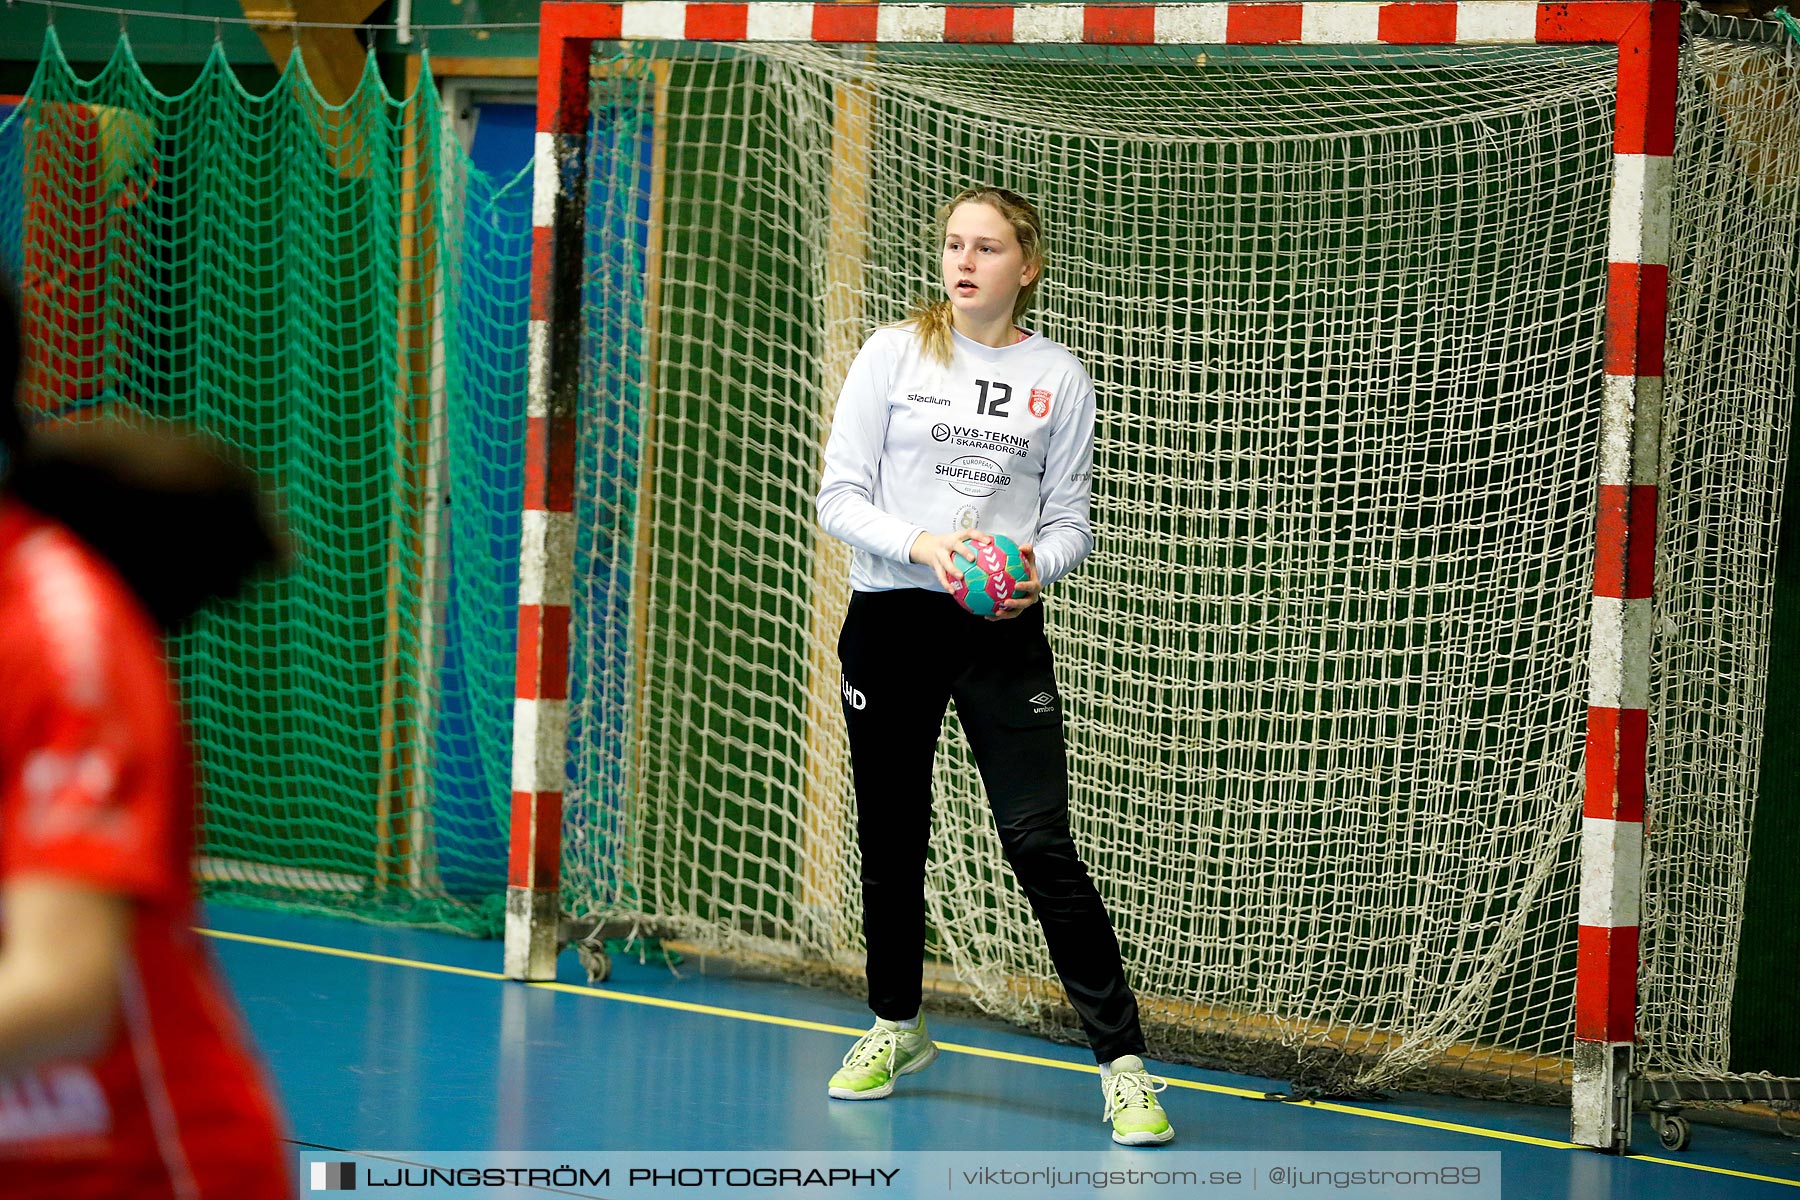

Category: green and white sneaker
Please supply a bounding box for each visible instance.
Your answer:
[1102,1055,1174,1145]
[828,1016,938,1100]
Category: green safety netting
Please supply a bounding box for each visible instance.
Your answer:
[0,30,533,935]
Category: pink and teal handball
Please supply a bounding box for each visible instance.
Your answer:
[948,534,1030,617]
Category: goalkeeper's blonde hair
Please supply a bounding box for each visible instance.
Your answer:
[907,187,1045,366]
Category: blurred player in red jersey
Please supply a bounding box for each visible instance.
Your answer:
[0,273,294,1198]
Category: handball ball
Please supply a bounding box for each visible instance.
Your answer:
[947,534,1030,618]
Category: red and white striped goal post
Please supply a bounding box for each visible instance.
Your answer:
[510,1,1677,1154]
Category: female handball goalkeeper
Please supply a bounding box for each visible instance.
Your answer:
[815,186,1173,1146]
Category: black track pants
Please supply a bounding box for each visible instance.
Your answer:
[836,587,1146,1064]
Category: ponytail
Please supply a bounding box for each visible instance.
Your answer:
[905,298,958,368]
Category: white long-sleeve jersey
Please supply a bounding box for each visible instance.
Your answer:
[816,323,1097,594]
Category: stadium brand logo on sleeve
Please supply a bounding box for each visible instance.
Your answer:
[311,1161,357,1191]
[1030,388,1053,418]
[908,392,951,407]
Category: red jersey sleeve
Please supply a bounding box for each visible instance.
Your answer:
[0,516,184,905]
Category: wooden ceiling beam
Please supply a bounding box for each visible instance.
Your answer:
[240,0,384,107]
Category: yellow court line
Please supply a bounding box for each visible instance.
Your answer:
[528,980,865,1037]
[199,928,1800,1188]
[1299,1100,1577,1149]
[201,928,508,982]
[1632,1154,1800,1186]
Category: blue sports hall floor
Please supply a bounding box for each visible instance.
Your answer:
[207,906,1800,1198]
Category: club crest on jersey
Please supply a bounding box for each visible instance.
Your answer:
[1029,388,1053,418]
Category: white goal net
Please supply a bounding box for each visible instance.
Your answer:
[554,30,1800,1098]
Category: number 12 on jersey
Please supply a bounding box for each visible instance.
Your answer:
[976,379,1012,418]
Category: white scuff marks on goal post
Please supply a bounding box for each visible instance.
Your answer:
[1302,3,1382,44]
[1589,596,1653,712]
[746,2,814,42]
[877,4,946,42]
[1608,154,1674,267]
[1599,376,1637,488]
[620,1,688,41]
[1012,4,1085,43]
[519,510,577,607]
[527,322,551,420]
[533,132,559,229]
[512,698,571,796]
[1454,1,1539,43]
[1580,818,1644,930]
[1154,5,1229,44]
